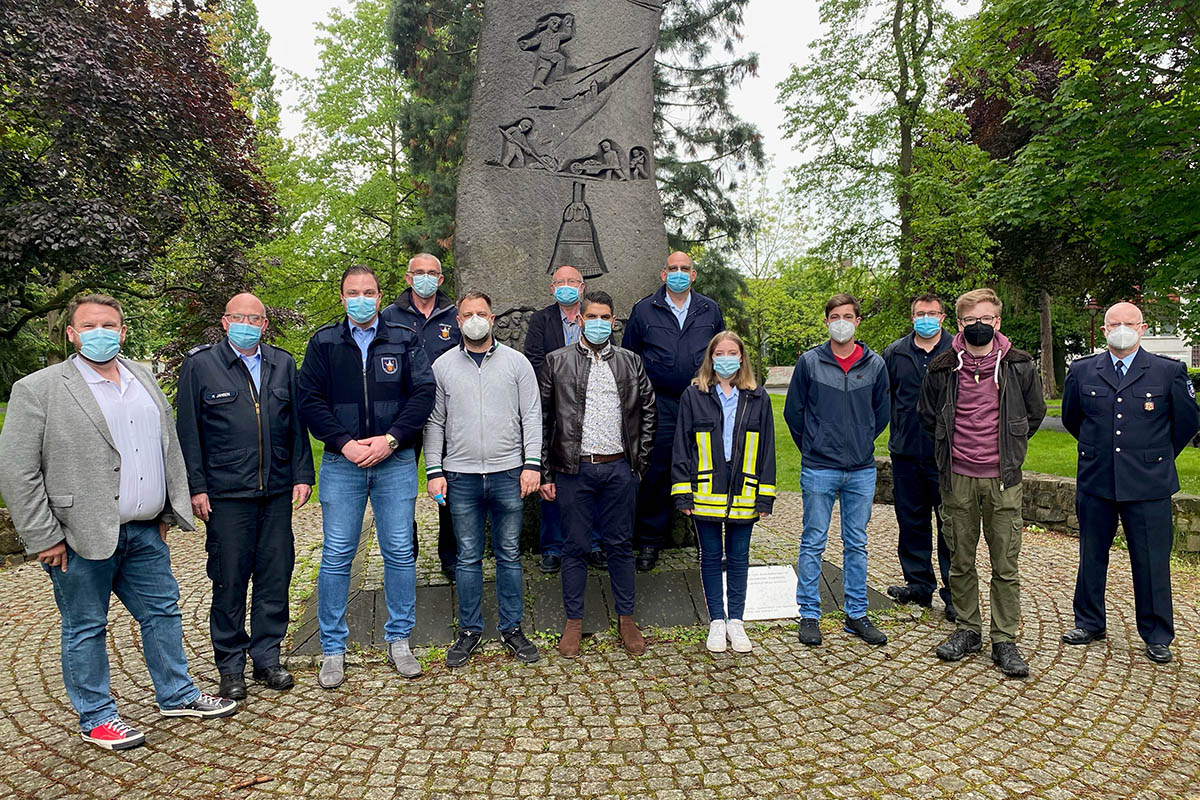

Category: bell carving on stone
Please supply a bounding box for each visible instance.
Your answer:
[548,181,607,278]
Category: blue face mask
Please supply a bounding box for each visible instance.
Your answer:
[345,296,378,324]
[411,274,439,299]
[583,319,612,345]
[913,317,942,338]
[77,328,121,364]
[665,271,692,293]
[712,355,741,379]
[554,285,581,305]
[228,322,263,350]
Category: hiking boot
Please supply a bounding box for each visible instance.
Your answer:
[558,619,583,658]
[844,616,887,645]
[797,618,822,646]
[501,626,540,664]
[935,629,983,661]
[991,641,1030,677]
[446,630,483,668]
[618,615,645,655]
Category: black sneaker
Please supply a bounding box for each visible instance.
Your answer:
[991,641,1029,677]
[501,626,540,664]
[886,585,933,606]
[935,629,983,661]
[844,616,887,645]
[445,630,483,668]
[158,692,238,718]
[797,618,822,646]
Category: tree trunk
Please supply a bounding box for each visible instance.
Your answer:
[46,310,64,365]
[1039,288,1055,398]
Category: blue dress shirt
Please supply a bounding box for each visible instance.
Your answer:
[349,318,379,368]
[228,341,262,392]
[669,291,692,329]
[1110,348,1139,378]
[718,383,739,462]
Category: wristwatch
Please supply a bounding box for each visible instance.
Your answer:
[384,434,399,451]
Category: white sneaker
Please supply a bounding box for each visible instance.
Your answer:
[726,619,752,653]
[706,619,727,652]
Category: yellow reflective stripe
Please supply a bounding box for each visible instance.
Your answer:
[727,507,760,520]
[759,484,777,497]
[694,492,729,504]
[671,483,693,496]
[693,507,729,519]
[742,431,759,476]
[696,432,713,473]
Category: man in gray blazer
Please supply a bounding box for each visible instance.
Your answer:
[0,294,237,751]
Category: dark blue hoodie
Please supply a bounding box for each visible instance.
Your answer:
[783,341,890,471]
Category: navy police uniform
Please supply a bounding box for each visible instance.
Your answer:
[622,285,724,557]
[176,341,315,676]
[1061,348,1200,645]
[381,289,460,571]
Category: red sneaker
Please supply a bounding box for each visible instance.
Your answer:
[81,718,146,750]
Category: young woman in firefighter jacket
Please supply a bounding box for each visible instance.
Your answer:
[671,331,777,654]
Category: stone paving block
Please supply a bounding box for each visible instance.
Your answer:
[404,584,456,647]
[526,572,609,635]
[627,570,702,628]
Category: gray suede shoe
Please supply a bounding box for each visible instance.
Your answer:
[387,639,422,678]
[318,654,345,689]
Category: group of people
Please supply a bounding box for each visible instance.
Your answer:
[0,253,1195,754]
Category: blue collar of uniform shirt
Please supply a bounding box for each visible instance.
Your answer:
[1110,347,1139,374]
[347,317,379,339]
[228,339,261,364]
[668,290,692,324]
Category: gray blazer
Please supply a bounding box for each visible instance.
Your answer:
[0,356,194,559]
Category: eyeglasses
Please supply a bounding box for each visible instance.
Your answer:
[224,313,265,324]
[961,315,997,325]
[552,278,583,287]
[913,311,943,319]
[664,266,691,273]
[408,270,441,277]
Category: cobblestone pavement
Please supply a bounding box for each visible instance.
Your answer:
[2,495,1199,799]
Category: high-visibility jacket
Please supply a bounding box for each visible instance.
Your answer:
[670,383,777,520]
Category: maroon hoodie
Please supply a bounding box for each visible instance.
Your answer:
[950,330,1010,478]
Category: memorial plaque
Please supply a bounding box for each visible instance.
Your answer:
[456,0,669,347]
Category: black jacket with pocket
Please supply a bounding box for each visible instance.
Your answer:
[177,341,315,499]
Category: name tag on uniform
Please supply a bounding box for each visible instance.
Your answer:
[381,357,398,374]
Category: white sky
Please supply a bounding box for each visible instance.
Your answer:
[257,0,816,184]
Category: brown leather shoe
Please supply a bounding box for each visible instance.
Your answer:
[619,615,645,655]
[558,619,583,658]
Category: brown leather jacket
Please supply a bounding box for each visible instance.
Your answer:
[539,341,657,480]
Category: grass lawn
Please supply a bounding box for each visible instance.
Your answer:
[767,394,1200,495]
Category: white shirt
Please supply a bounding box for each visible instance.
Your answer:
[73,357,166,524]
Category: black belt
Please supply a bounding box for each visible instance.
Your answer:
[581,452,623,464]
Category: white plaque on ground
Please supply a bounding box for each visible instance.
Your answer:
[728,565,799,621]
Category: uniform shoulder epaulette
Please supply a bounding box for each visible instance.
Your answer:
[1074,352,1101,362]
[186,343,212,357]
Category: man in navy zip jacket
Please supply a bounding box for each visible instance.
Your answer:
[784,293,890,647]
[298,265,435,689]
[622,251,724,570]
[881,293,955,620]
[380,253,461,581]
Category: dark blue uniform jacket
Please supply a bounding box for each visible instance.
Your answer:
[380,288,461,364]
[1062,348,1199,501]
[883,332,952,459]
[621,286,725,399]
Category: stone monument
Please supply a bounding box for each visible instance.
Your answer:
[455,0,669,347]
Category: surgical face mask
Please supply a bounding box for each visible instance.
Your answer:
[460,314,492,342]
[554,285,580,305]
[76,327,122,364]
[227,322,263,350]
[1105,324,1140,351]
[913,317,942,338]
[665,271,692,293]
[963,321,996,347]
[827,319,856,344]
[345,296,378,324]
[583,319,612,345]
[712,355,741,379]
[411,274,439,299]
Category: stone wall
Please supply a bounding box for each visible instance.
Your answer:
[0,508,28,566]
[872,457,1200,554]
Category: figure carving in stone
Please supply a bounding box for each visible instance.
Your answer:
[496,118,557,171]
[518,13,575,90]
[629,147,649,179]
[567,139,629,181]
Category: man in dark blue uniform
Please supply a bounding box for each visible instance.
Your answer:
[622,251,724,571]
[882,293,955,620]
[1061,301,1200,664]
[176,293,315,699]
[380,253,460,582]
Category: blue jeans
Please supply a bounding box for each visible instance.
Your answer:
[694,519,754,620]
[539,499,603,557]
[445,468,526,633]
[317,449,417,653]
[796,466,876,619]
[44,521,199,732]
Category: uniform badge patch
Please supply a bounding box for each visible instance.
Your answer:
[1145,400,1155,411]
[1190,382,1196,399]
[381,357,398,374]
[439,324,451,340]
